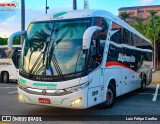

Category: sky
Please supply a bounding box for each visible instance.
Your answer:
[0,0,160,38]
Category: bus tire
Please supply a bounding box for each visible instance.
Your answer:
[140,75,146,92]
[2,72,9,83]
[99,83,116,109]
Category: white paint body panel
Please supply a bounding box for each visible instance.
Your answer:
[0,58,18,80]
[0,45,21,81]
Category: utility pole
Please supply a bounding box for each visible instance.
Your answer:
[45,0,49,14]
[21,0,25,31]
[21,0,25,44]
[84,0,89,9]
[73,0,77,10]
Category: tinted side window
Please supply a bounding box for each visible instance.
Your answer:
[134,35,152,50]
[93,17,109,40]
[110,23,123,44]
[131,33,136,46]
[123,29,130,45]
[0,48,9,58]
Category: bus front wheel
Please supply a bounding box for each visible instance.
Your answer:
[99,83,116,109]
[2,72,9,83]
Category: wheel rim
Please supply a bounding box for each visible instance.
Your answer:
[106,88,113,105]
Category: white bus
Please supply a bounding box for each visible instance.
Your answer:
[0,45,21,83]
[8,10,153,109]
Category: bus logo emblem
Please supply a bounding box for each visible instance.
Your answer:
[42,90,47,95]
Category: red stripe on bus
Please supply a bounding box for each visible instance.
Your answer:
[105,61,137,73]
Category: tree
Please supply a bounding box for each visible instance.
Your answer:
[0,37,8,45]
[130,11,160,71]
[148,11,159,71]
[119,12,130,22]
[131,16,144,24]
[130,11,160,43]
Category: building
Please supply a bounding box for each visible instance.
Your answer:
[118,5,160,20]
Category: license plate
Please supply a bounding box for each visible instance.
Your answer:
[38,98,50,104]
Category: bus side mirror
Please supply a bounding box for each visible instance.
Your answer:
[83,26,102,50]
[8,31,26,51]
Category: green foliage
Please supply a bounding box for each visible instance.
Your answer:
[0,37,8,45]
[13,36,21,45]
[119,12,131,21]
[0,36,21,45]
[130,11,160,45]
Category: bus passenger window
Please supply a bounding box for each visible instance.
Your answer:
[93,17,109,40]
[131,33,135,46]
[110,30,122,44]
[111,23,123,44]
[1,49,9,58]
[123,29,130,45]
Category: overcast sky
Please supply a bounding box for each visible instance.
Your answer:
[0,0,160,38]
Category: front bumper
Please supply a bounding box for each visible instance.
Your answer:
[17,87,88,109]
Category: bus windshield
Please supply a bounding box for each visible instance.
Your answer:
[20,19,91,76]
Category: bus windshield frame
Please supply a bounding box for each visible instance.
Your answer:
[19,18,92,81]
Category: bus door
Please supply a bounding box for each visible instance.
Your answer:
[87,31,106,107]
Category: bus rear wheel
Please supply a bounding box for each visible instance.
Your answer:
[141,75,146,92]
[2,72,9,83]
[99,83,116,109]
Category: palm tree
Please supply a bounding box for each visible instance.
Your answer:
[148,11,159,71]
[132,16,144,24]
[119,12,130,22]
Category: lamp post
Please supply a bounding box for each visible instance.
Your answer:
[73,0,77,10]
[45,0,49,14]
[21,0,25,44]
[21,0,25,31]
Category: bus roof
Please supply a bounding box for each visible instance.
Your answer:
[32,9,151,44]
[0,45,22,48]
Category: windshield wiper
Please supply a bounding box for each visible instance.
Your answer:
[49,51,65,81]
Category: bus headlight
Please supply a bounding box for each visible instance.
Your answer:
[18,82,27,89]
[65,81,90,93]
[71,97,82,106]
[18,93,25,103]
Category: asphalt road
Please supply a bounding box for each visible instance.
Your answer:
[0,82,160,123]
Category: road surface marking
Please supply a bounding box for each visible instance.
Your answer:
[152,84,159,101]
[134,93,160,95]
[0,87,17,89]
[8,91,17,94]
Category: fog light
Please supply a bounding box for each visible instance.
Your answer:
[71,98,82,106]
[18,93,25,103]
